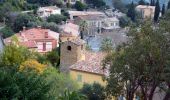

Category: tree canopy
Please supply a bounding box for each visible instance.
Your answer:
[74,1,87,11]
[0,43,78,100]
[80,83,106,100]
[167,0,170,9]
[138,0,146,5]
[103,21,170,100]
[47,14,67,24]
[154,0,160,22]
[127,2,136,22]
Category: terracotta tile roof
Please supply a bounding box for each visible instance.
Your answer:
[70,51,109,75]
[136,5,155,9]
[69,38,86,45]
[78,15,106,21]
[19,41,37,48]
[61,22,80,36]
[4,28,59,48]
[68,11,105,16]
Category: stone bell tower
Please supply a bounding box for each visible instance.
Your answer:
[60,38,85,73]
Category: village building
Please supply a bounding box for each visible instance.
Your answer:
[60,22,80,42]
[60,38,108,86]
[64,0,84,5]
[69,51,108,86]
[4,27,59,53]
[37,6,61,18]
[102,17,120,31]
[68,10,105,20]
[105,9,126,18]
[75,15,106,36]
[136,5,155,19]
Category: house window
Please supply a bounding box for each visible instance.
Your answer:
[67,46,71,51]
[43,43,46,51]
[77,74,82,82]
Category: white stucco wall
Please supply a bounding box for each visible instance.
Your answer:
[37,8,61,18]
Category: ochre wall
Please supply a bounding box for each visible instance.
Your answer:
[70,69,106,87]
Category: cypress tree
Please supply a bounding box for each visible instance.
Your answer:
[138,0,146,5]
[168,0,170,9]
[152,0,155,6]
[162,4,165,16]
[154,0,160,22]
[127,1,136,22]
[150,0,153,6]
[151,0,155,6]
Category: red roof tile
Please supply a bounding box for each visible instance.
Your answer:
[70,51,109,75]
[19,41,37,48]
[4,28,59,49]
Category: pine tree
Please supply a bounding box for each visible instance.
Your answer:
[168,0,170,9]
[162,4,165,16]
[154,0,160,22]
[138,0,146,5]
[127,1,136,22]
[152,0,155,6]
[150,0,155,6]
[150,0,153,6]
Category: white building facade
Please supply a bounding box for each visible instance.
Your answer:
[64,0,84,4]
[102,17,120,30]
[37,6,61,18]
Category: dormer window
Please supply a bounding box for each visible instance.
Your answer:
[67,46,71,51]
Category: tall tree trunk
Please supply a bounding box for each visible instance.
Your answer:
[148,83,157,100]
[127,92,134,100]
[163,92,170,100]
[163,85,170,100]
[141,85,147,100]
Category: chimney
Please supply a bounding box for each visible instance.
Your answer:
[19,31,22,36]
[37,26,41,29]
[44,32,48,38]
[23,26,26,31]
[19,31,24,37]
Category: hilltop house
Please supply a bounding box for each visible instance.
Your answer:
[68,11,105,20]
[75,14,120,36]
[37,6,61,18]
[102,17,120,31]
[64,0,84,5]
[136,5,155,19]
[60,38,108,86]
[0,34,4,53]
[75,15,105,36]
[4,27,59,53]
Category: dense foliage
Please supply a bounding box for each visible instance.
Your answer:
[0,43,78,100]
[112,0,126,13]
[80,83,106,100]
[100,38,113,52]
[74,1,87,11]
[47,14,67,24]
[13,13,40,32]
[168,0,170,9]
[104,11,170,99]
[138,0,146,5]
[86,0,106,8]
[154,0,160,22]
[127,2,136,22]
